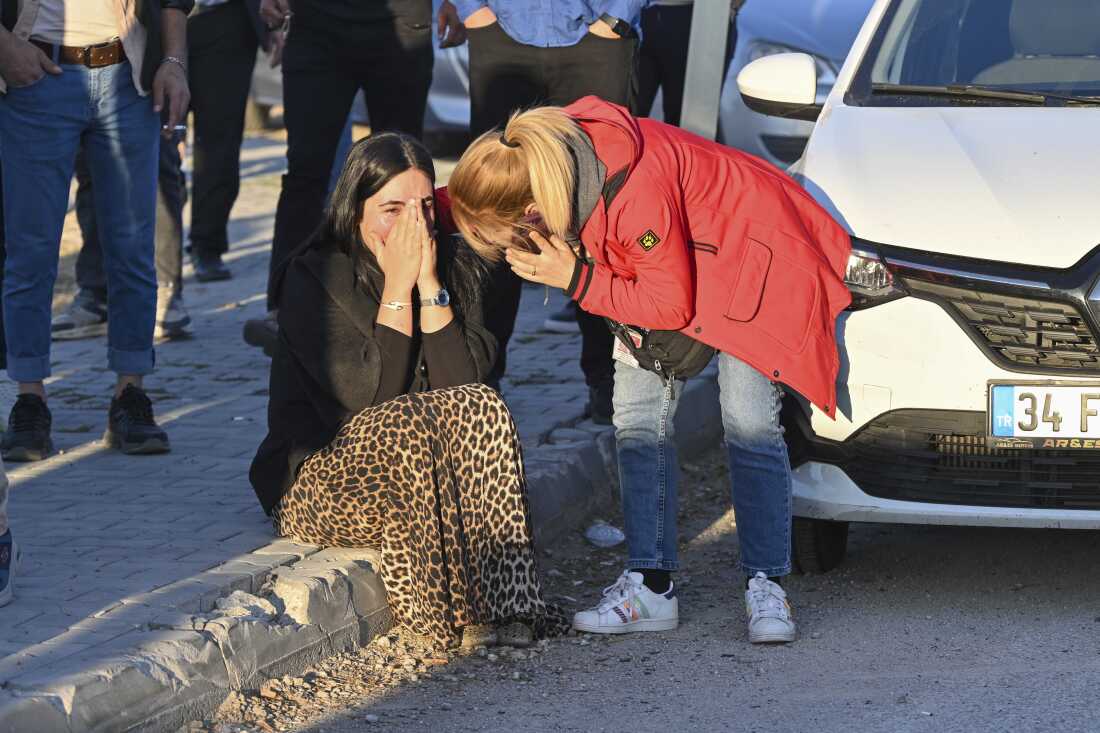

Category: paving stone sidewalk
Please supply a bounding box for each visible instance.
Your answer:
[0,137,615,702]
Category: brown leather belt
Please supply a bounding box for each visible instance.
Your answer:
[30,38,126,68]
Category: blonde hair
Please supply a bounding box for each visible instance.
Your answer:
[449,106,587,262]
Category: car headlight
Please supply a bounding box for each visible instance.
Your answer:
[845,242,906,310]
[746,41,838,87]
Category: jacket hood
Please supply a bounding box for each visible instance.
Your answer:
[567,96,645,183]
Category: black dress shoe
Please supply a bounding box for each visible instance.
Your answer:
[191,252,232,282]
[105,385,170,455]
[243,312,279,357]
[1,394,53,462]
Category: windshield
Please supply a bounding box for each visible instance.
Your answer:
[849,0,1100,105]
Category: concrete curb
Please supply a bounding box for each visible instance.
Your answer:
[0,371,722,733]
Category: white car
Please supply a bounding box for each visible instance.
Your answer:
[738,0,1100,571]
[719,0,874,166]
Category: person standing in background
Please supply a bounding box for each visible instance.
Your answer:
[0,0,192,462]
[242,0,462,355]
[54,0,275,342]
[443,0,645,423]
[634,0,740,127]
[53,139,192,342]
[187,0,268,282]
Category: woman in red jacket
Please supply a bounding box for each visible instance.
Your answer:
[448,96,851,644]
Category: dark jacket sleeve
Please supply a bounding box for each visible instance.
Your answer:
[277,262,384,426]
[162,0,195,12]
[375,325,416,402]
[424,260,497,388]
[423,320,479,388]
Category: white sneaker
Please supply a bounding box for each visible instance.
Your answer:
[745,572,796,644]
[155,286,191,339]
[572,571,678,634]
[0,531,21,608]
[51,294,108,341]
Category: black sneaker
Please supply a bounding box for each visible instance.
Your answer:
[587,377,614,426]
[191,252,233,282]
[105,385,170,455]
[1,394,53,462]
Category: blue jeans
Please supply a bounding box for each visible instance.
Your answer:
[613,352,793,576]
[0,59,158,382]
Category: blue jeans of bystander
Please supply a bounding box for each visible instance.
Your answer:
[0,59,159,382]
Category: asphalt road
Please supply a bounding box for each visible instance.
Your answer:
[255,448,1100,733]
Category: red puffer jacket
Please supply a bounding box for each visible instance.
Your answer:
[564,97,851,418]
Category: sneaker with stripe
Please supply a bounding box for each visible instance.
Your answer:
[572,570,678,634]
[745,572,796,644]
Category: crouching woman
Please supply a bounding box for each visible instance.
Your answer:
[250,133,567,648]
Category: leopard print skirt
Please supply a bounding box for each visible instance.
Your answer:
[273,383,569,648]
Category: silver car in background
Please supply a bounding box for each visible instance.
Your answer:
[720,0,873,166]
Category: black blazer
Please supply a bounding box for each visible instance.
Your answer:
[249,237,496,514]
[192,0,267,45]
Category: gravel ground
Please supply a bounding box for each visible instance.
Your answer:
[194,447,1100,733]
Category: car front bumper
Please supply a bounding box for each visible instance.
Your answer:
[793,460,1100,528]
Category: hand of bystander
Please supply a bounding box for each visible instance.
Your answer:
[463,6,497,29]
[0,30,61,88]
[588,17,622,38]
[259,0,291,29]
[437,1,468,48]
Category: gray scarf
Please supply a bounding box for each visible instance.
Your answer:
[569,132,607,239]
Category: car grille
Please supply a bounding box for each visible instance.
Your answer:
[900,279,1100,373]
[806,410,1100,510]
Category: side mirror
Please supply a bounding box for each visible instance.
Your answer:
[737,53,822,122]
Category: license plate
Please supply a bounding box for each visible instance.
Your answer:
[988,382,1100,448]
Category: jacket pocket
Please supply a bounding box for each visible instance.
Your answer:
[724,236,772,322]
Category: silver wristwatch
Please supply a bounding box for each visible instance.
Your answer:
[420,287,450,307]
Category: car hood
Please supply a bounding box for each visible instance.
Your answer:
[739,0,874,63]
[797,106,1100,269]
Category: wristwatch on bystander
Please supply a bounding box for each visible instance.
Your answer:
[598,13,630,37]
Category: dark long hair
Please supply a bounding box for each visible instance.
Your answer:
[274,132,484,308]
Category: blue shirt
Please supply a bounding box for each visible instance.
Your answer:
[452,0,647,48]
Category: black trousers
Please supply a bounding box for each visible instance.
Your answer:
[266,14,433,309]
[468,23,636,387]
[635,4,737,127]
[187,0,260,258]
[74,140,187,298]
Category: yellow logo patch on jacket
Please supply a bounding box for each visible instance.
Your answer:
[638,230,661,251]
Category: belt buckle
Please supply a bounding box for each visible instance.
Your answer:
[84,39,116,68]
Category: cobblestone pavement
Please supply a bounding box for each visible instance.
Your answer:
[0,137,602,679]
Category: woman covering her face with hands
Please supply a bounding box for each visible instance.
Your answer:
[250,132,567,648]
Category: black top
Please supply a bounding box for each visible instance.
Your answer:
[292,0,431,27]
[249,237,496,514]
